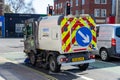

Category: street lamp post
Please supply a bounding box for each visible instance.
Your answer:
[116,0,118,23]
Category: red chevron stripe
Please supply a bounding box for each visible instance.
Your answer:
[61,18,74,33]
[72,21,84,44]
[73,48,87,52]
[61,23,69,33]
[72,37,76,44]
[82,17,95,31]
[62,32,70,43]
[93,36,97,42]
[69,18,74,22]
[65,43,71,52]
[72,21,84,30]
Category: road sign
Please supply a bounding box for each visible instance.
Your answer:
[76,27,92,47]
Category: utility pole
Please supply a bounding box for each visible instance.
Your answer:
[115,0,120,23]
[116,0,118,23]
[57,0,58,15]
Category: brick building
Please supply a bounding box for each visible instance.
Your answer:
[0,0,4,15]
[54,0,112,24]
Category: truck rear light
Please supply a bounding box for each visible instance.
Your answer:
[89,54,95,59]
[60,58,68,62]
[111,38,116,46]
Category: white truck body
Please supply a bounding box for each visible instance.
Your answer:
[38,15,97,54]
[38,16,62,52]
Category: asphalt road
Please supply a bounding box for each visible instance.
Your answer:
[0,38,120,80]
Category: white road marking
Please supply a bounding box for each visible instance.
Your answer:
[0,76,5,80]
[66,71,94,80]
[81,76,94,80]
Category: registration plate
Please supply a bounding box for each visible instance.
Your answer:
[72,57,84,62]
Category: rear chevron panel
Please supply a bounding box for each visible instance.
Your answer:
[60,16,96,53]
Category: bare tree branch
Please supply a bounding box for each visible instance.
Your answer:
[6,0,35,13]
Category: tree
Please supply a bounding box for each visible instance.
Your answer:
[5,0,35,14]
[4,4,13,13]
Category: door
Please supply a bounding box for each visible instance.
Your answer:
[60,16,96,53]
[24,22,35,51]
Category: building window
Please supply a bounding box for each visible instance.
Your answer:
[71,11,72,15]
[70,0,73,7]
[57,3,62,9]
[76,0,78,6]
[95,0,100,4]
[82,9,84,14]
[58,3,60,8]
[76,10,79,15]
[101,0,107,4]
[55,4,57,9]
[82,0,85,5]
[94,9,100,17]
[101,9,106,17]
[61,3,62,8]
[57,3,59,9]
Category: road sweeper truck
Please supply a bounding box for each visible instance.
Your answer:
[23,14,97,72]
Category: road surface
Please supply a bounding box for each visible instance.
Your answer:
[0,38,120,80]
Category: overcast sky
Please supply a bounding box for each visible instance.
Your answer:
[32,0,54,14]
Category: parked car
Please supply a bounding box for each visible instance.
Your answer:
[95,24,120,61]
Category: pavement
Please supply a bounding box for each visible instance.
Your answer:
[0,56,57,80]
[0,38,57,80]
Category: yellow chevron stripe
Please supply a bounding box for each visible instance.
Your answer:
[61,16,97,52]
[88,47,92,50]
[61,17,72,52]
[91,30,96,38]
[62,31,69,40]
[65,36,71,51]
[71,18,77,39]
[61,18,67,52]
[79,17,90,28]
[71,25,80,38]
[62,43,66,51]
[72,25,80,45]
[88,17,96,26]
[61,18,67,28]
[85,17,97,49]
[66,24,72,52]
[68,48,72,52]
[62,25,71,40]
[91,40,96,45]
[71,18,77,28]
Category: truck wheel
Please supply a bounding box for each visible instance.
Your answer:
[100,49,110,61]
[29,52,36,66]
[49,56,61,72]
[78,63,89,71]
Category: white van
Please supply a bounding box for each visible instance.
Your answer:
[95,24,120,61]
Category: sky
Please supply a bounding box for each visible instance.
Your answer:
[32,0,54,14]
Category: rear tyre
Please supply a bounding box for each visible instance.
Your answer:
[100,49,110,61]
[78,63,89,71]
[49,56,61,72]
[29,52,36,66]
